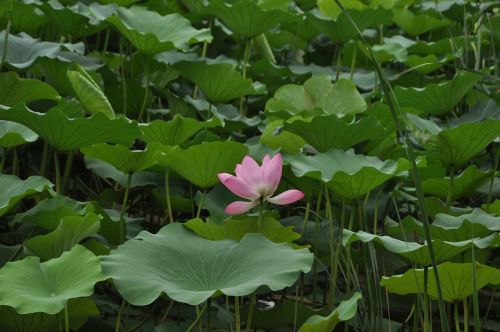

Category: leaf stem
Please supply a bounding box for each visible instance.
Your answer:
[165,169,173,223]
[137,55,150,122]
[119,174,133,242]
[235,296,241,332]
[196,189,207,218]
[64,303,70,332]
[186,304,207,332]
[54,151,61,194]
[239,39,251,115]
[487,145,499,209]
[62,150,74,194]
[446,165,455,211]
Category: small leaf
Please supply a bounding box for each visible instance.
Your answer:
[0,245,104,314]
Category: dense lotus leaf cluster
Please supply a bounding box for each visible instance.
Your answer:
[0,0,498,331]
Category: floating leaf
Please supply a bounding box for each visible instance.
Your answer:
[299,293,362,332]
[106,6,212,54]
[184,216,302,248]
[102,223,313,305]
[422,165,491,200]
[157,141,248,188]
[81,143,157,174]
[0,121,38,148]
[24,213,101,260]
[284,115,384,152]
[394,71,482,115]
[0,245,104,314]
[173,61,266,103]
[0,71,59,107]
[266,75,367,119]
[67,64,115,119]
[140,115,220,145]
[0,104,139,151]
[381,262,500,302]
[288,149,410,199]
[0,174,53,218]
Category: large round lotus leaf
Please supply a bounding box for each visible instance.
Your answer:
[81,143,157,174]
[206,0,294,38]
[105,6,212,55]
[0,104,140,151]
[342,230,500,266]
[0,71,59,107]
[140,115,220,145]
[0,245,104,314]
[0,174,53,218]
[284,115,384,152]
[266,75,367,119]
[102,223,313,306]
[381,262,500,302]
[173,61,266,104]
[288,149,410,199]
[299,292,362,332]
[394,71,482,115]
[0,120,38,148]
[156,141,248,188]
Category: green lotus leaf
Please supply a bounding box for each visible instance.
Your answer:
[173,61,266,103]
[394,71,482,115]
[0,71,59,107]
[288,149,410,199]
[13,195,89,230]
[3,0,48,33]
[106,6,212,55]
[0,245,104,314]
[206,0,295,38]
[102,223,313,306]
[307,8,392,44]
[386,209,500,242]
[157,141,248,188]
[140,115,220,145]
[67,64,115,119]
[0,31,84,69]
[404,54,449,75]
[0,120,38,148]
[298,292,362,332]
[422,165,491,200]
[260,120,305,154]
[342,230,500,266]
[381,262,500,302]
[0,298,99,332]
[81,143,157,175]
[266,75,367,119]
[0,174,53,218]
[39,0,106,38]
[424,120,500,167]
[24,213,101,260]
[0,103,140,151]
[184,216,303,248]
[284,115,384,152]
[393,8,450,36]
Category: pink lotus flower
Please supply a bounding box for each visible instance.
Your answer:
[218,153,304,214]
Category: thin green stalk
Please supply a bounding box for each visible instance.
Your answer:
[186,304,207,332]
[257,197,264,232]
[206,298,212,331]
[235,296,241,332]
[196,189,207,218]
[246,294,256,332]
[164,169,174,223]
[62,150,74,194]
[293,283,299,332]
[331,1,449,329]
[300,202,311,235]
[0,147,7,173]
[54,151,61,194]
[119,174,133,242]
[463,299,469,332]
[195,305,202,332]
[239,39,251,114]
[0,19,11,71]
[349,43,357,80]
[487,145,499,209]
[119,38,128,116]
[12,147,18,175]
[345,200,356,296]
[193,19,212,98]
[471,230,481,331]
[137,55,150,122]
[64,304,69,332]
[446,165,455,210]
[115,300,126,332]
[423,267,430,332]
[40,142,49,176]
[312,189,323,307]
[454,302,461,332]
[324,185,336,309]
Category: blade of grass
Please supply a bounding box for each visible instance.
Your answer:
[330,1,450,330]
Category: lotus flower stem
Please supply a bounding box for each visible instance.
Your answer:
[164,169,173,223]
[196,189,207,219]
[64,303,70,332]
